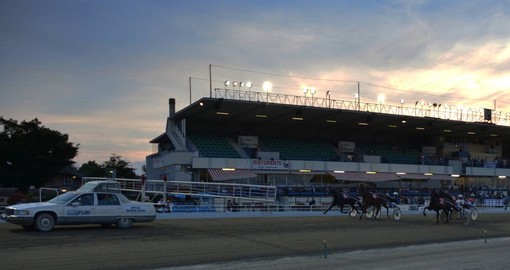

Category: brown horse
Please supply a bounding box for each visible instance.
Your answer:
[358,186,389,220]
[423,188,455,224]
[323,187,362,215]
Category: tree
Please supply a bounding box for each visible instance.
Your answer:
[78,154,137,179]
[103,154,137,179]
[0,117,79,191]
[77,161,104,177]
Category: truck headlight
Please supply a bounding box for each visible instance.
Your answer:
[13,210,29,216]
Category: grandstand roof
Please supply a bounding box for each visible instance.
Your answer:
[172,97,510,152]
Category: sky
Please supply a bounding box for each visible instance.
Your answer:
[1,0,510,173]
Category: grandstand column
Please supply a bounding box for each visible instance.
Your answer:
[163,174,168,203]
[141,174,147,202]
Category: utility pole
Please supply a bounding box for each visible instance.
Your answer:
[209,64,212,98]
[189,77,192,105]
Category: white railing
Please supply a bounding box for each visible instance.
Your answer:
[82,177,277,202]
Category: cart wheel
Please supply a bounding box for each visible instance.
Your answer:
[470,208,478,221]
[393,208,402,221]
[349,208,357,218]
[365,206,374,219]
[440,210,449,223]
[450,209,459,220]
[462,209,470,225]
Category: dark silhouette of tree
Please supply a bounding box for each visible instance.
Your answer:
[103,154,137,179]
[77,160,104,177]
[78,154,137,179]
[0,117,79,191]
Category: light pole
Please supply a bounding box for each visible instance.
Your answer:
[246,81,253,100]
[302,87,308,105]
[262,81,272,102]
[377,94,385,112]
[310,88,316,105]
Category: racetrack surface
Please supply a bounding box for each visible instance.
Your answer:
[1,212,510,270]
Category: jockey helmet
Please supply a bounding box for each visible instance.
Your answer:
[458,194,463,199]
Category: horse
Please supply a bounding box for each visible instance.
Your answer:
[323,187,362,215]
[423,188,455,224]
[357,186,389,220]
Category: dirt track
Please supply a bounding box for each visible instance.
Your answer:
[1,213,510,270]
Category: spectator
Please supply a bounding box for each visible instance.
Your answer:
[309,198,316,206]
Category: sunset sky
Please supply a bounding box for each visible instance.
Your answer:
[1,0,510,173]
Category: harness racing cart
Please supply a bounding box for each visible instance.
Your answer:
[348,198,364,218]
[444,201,477,225]
[353,196,402,221]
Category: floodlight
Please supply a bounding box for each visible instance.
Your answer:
[224,80,230,86]
[262,81,272,92]
[232,81,238,87]
[377,94,385,104]
[246,81,253,88]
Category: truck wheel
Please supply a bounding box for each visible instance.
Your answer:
[116,218,133,229]
[34,213,55,232]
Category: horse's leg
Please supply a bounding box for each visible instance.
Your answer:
[436,210,440,224]
[423,206,430,216]
[323,203,334,214]
[371,204,381,219]
[359,204,366,220]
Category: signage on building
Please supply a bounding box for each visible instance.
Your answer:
[252,159,287,169]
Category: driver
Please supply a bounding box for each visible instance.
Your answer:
[391,192,400,203]
[455,194,465,210]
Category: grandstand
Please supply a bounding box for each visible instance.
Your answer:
[144,88,510,212]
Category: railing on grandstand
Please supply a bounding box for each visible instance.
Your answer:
[213,88,510,126]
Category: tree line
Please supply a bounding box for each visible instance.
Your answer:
[0,117,140,192]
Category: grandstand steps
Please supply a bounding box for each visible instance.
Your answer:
[227,137,250,159]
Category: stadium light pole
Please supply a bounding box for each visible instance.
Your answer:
[377,94,385,112]
[302,88,309,105]
[209,64,212,98]
[326,91,331,108]
[189,77,192,105]
[263,81,272,102]
[357,82,361,110]
[246,81,253,101]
